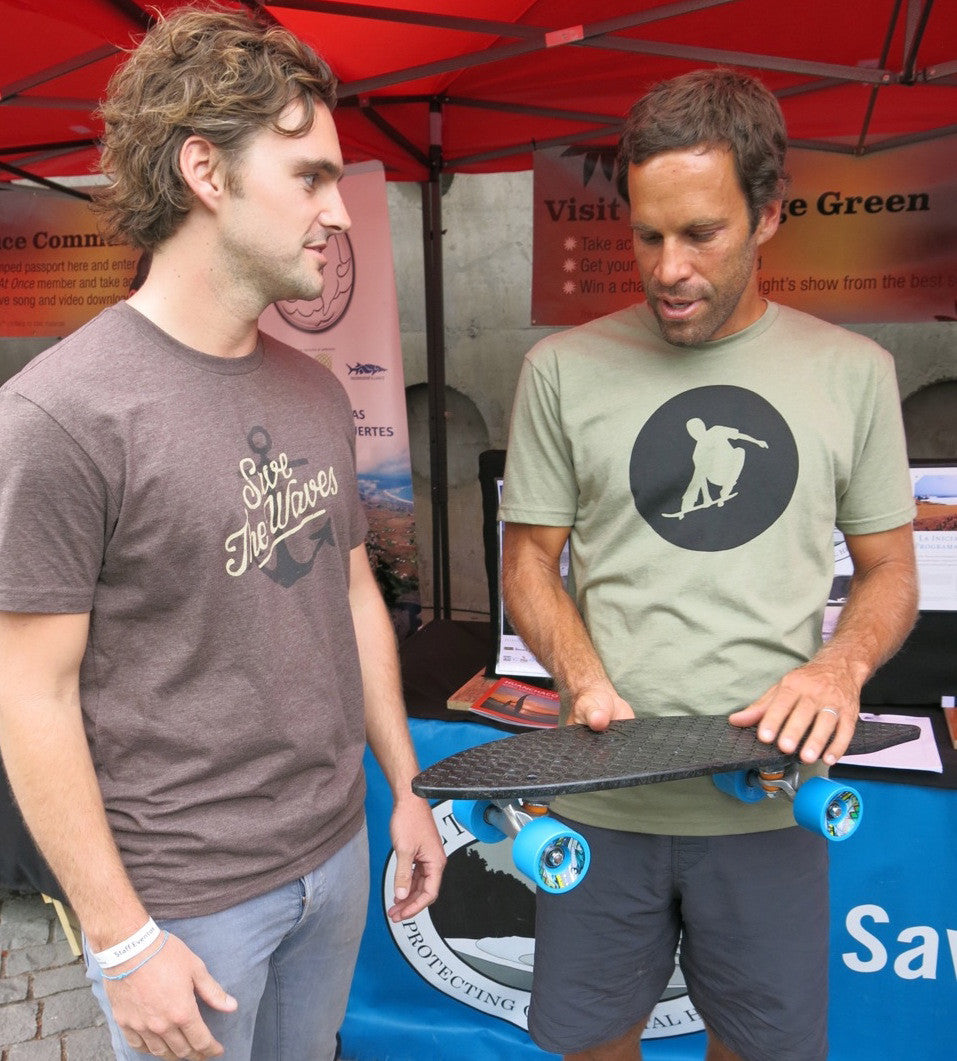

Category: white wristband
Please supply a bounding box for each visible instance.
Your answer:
[92,918,160,970]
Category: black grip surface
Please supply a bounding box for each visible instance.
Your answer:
[412,717,921,800]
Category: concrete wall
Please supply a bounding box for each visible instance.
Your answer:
[387,173,561,618]
[387,171,957,619]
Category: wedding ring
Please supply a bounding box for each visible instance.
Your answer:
[820,707,840,718]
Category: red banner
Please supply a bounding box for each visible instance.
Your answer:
[0,187,138,338]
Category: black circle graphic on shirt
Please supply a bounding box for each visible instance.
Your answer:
[630,385,798,552]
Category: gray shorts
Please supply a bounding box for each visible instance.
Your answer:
[528,821,829,1061]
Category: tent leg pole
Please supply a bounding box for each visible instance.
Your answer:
[422,101,451,620]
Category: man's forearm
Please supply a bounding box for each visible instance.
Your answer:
[502,533,639,732]
[358,619,420,797]
[501,528,608,699]
[0,611,148,951]
[1,702,149,948]
[504,571,605,697]
[817,531,918,693]
[348,549,420,795]
[348,546,446,918]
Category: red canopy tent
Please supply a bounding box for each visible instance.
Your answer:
[1,0,955,184]
[2,0,954,614]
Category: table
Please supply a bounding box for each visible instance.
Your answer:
[339,620,956,1061]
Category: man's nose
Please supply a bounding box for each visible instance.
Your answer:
[319,187,351,233]
[654,238,692,287]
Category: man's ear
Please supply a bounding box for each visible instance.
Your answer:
[755,198,782,246]
[179,135,225,210]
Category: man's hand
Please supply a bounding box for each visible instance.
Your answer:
[729,658,860,766]
[568,680,635,732]
[731,524,918,767]
[387,795,447,923]
[104,933,237,1059]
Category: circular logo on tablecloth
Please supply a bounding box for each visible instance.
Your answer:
[384,801,704,1038]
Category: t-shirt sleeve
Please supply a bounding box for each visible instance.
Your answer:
[499,348,578,527]
[836,354,916,536]
[0,391,108,612]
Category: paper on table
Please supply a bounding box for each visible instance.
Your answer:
[838,713,943,773]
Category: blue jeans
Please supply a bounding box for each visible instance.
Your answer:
[86,823,369,1060]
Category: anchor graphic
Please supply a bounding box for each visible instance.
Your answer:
[246,426,333,588]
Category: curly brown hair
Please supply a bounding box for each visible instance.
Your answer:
[92,4,337,250]
[619,68,789,232]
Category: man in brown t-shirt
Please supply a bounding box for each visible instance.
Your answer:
[0,8,444,1060]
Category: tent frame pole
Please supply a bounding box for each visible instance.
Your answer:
[421,98,451,621]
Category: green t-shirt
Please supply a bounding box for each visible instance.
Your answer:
[500,301,915,835]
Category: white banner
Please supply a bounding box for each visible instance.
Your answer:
[260,160,420,636]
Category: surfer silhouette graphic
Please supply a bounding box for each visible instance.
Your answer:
[664,417,769,519]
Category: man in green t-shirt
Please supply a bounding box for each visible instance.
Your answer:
[500,69,918,1061]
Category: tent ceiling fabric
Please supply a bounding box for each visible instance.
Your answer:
[1,0,954,188]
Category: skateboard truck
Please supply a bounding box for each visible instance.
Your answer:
[452,798,591,894]
[712,767,863,841]
[454,766,861,895]
[454,767,862,894]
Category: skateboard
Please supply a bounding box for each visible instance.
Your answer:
[412,715,920,893]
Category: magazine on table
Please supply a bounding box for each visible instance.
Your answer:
[469,677,560,728]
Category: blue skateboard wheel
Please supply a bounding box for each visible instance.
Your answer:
[452,799,507,844]
[712,769,766,804]
[511,816,590,893]
[793,777,862,841]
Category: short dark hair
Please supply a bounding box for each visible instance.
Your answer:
[619,68,788,231]
[93,4,338,250]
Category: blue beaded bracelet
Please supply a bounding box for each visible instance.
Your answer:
[101,931,170,981]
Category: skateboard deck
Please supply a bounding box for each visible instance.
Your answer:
[412,715,920,801]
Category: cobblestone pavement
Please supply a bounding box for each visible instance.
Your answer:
[2,890,359,1061]
[0,888,113,1060]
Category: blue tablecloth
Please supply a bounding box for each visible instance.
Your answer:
[342,717,954,1061]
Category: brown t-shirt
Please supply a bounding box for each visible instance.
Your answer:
[0,303,369,918]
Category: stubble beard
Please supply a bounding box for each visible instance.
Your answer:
[651,285,737,347]
[222,225,325,310]
[278,266,325,305]
[650,239,759,348]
